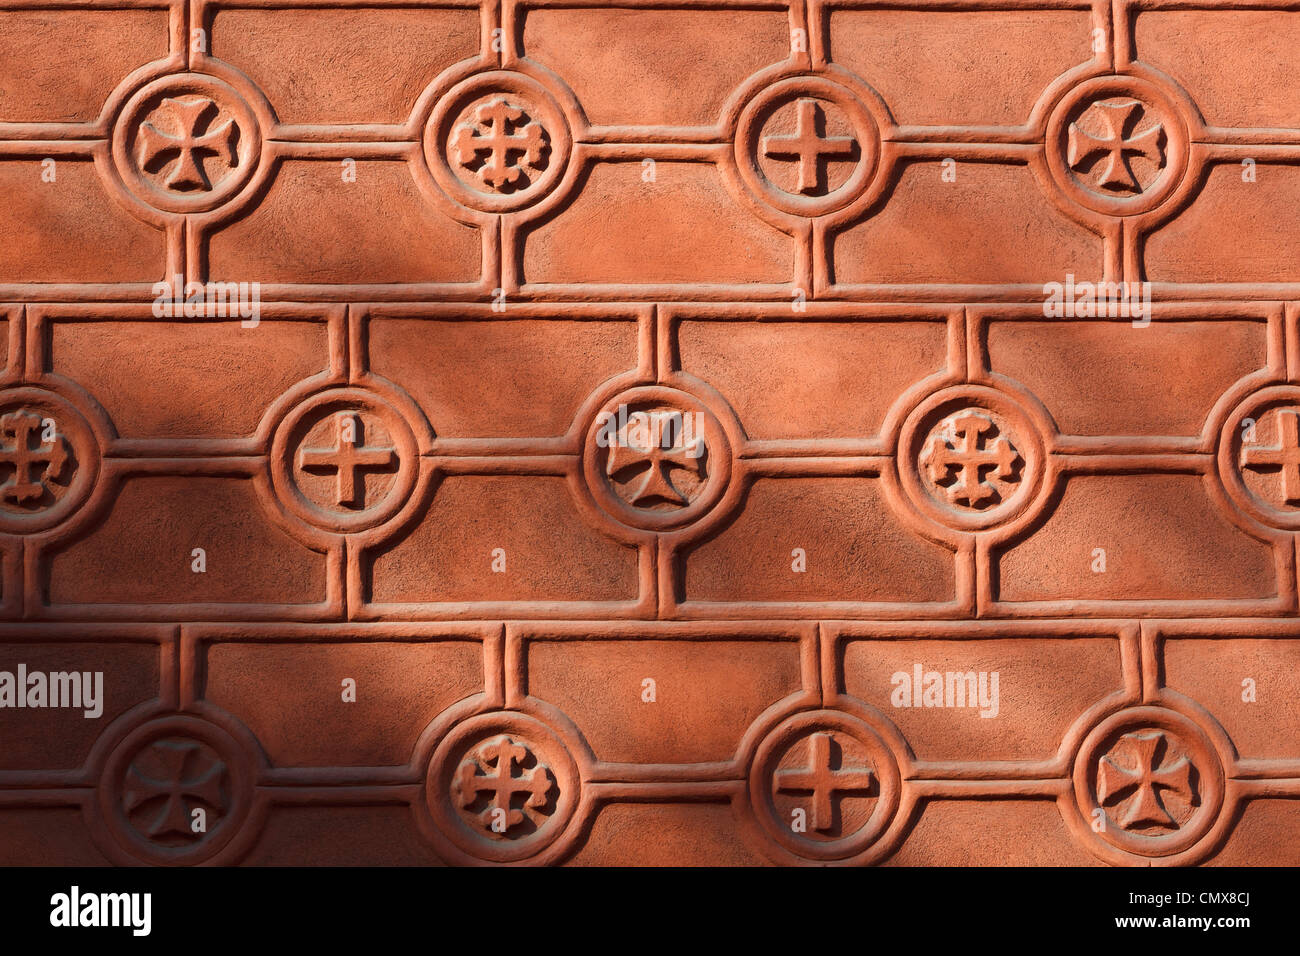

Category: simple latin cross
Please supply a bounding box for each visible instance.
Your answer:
[1241,409,1300,504]
[761,98,856,194]
[298,412,397,508]
[774,732,875,833]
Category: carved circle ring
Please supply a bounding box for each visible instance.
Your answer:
[98,715,254,866]
[424,70,571,214]
[1217,384,1300,531]
[582,384,732,533]
[269,387,419,535]
[897,384,1046,533]
[1045,74,1189,217]
[111,72,262,215]
[735,74,881,218]
[749,709,901,862]
[1072,706,1224,861]
[425,711,580,864]
[0,386,100,534]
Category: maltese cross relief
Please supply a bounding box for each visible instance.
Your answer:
[137,96,240,192]
[1067,98,1166,195]
[1097,731,1198,831]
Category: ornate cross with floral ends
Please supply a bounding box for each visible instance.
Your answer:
[775,732,875,833]
[920,411,1020,509]
[761,98,856,194]
[452,98,547,191]
[0,410,70,506]
[606,409,706,508]
[1241,408,1300,504]
[1067,99,1165,193]
[122,739,226,840]
[137,96,239,191]
[1097,730,1196,830]
[453,736,555,835]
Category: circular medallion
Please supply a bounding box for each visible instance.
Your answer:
[98,715,254,866]
[425,711,580,864]
[269,387,419,534]
[749,709,901,862]
[1218,385,1300,531]
[111,72,261,214]
[897,385,1046,533]
[1071,706,1223,861]
[735,75,881,218]
[0,386,100,534]
[1045,74,1188,217]
[424,71,571,214]
[581,385,732,532]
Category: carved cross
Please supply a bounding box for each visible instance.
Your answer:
[1097,731,1196,829]
[920,412,1020,509]
[137,96,239,191]
[451,98,547,190]
[774,732,875,833]
[298,413,397,508]
[453,736,554,835]
[1241,409,1300,504]
[606,409,706,508]
[122,739,226,839]
[761,98,856,194]
[0,411,70,506]
[1067,99,1164,193]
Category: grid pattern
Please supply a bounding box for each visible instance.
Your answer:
[0,0,1298,865]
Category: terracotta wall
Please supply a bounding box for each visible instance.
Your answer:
[0,0,1297,865]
